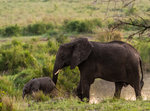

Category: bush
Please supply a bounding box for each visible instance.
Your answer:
[3,25,21,37]
[32,91,50,102]
[58,67,80,93]
[0,28,5,36]
[0,76,21,97]
[96,30,123,42]
[1,96,14,111]
[47,39,59,54]
[42,56,54,77]
[13,68,41,88]
[23,22,54,35]
[134,40,150,71]
[0,90,6,110]
[0,40,37,73]
[125,6,138,16]
[47,29,60,37]
[63,19,102,33]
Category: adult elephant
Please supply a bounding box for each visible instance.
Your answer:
[53,38,144,101]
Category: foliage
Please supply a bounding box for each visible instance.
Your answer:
[1,96,14,111]
[125,6,138,16]
[58,67,80,93]
[63,19,102,33]
[0,22,54,37]
[32,91,50,102]
[133,39,150,71]
[23,22,54,36]
[3,25,21,37]
[0,40,38,74]
[13,68,42,88]
[0,76,21,97]
[96,30,123,42]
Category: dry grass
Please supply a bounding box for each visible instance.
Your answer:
[95,29,123,42]
[0,0,149,26]
[32,91,50,102]
[1,96,14,111]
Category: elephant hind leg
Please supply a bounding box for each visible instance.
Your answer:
[113,82,124,99]
[130,80,142,100]
[133,83,142,100]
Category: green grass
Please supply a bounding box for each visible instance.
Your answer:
[1,96,150,111]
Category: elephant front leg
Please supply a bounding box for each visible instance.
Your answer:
[113,82,124,99]
[81,80,90,102]
[76,81,82,100]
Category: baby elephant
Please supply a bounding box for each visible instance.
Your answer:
[22,77,56,99]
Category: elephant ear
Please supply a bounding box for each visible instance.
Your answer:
[30,81,40,92]
[70,38,92,69]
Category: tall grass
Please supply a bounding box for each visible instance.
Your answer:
[0,0,149,27]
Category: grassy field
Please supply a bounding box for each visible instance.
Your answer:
[0,0,150,110]
[0,0,149,26]
[1,96,150,111]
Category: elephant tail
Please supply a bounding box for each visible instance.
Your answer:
[139,58,144,89]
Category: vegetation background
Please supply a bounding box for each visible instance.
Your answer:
[0,0,150,110]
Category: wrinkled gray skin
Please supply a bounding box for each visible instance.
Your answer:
[53,38,144,101]
[22,77,55,99]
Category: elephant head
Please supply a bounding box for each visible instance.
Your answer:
[22,85,30,99]
[53,38,92,84]
[22,79,39,99]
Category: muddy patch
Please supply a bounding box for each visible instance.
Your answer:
[90,74,150,104]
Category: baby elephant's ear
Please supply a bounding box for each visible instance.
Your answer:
[71,38,92,69]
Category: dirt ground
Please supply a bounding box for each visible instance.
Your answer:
[90,73,150,103]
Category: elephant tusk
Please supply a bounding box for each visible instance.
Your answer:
[55,69,61,75]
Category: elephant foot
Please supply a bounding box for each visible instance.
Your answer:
[81,97,89,103]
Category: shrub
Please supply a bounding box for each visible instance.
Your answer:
[13,68,40,88]
[58,67,80,93]
[3,25,21,37]
[0,40,38,73]
[133,40,150,71]
[0,90,6,110]
[23,22,54,35]
[91,18,103,28]
[63,19,102,33]
[47,29,59,37]
[32,91,49,102]
[1,96,14,111]
[96,30,123,42]
[105,19,115,29]
[0,28,5,36]
[47,39,59,54]
[42,56,54,77]
[0,76,21,97]
[125,6,138,16]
